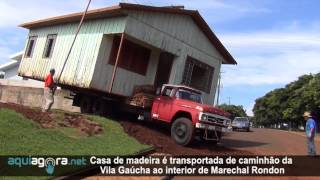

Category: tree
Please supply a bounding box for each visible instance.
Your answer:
[253,73,320,128]
[218,104,247,120]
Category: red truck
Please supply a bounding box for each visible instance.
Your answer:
[72,84,231,146]
[125,84,232,146]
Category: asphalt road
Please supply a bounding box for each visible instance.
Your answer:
[221,128,320,155]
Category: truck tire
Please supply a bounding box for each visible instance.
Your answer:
[80,97,92,114]
[171,117,194,146]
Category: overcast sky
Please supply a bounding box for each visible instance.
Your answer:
[0,0,319,115]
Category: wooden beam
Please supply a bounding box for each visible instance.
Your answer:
[57,0,92,83]
[109,33,125,93]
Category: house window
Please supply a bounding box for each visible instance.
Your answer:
[43,34,57,58]
[109,36,151,75]
[182,56,215,93]
[25,36,37,58]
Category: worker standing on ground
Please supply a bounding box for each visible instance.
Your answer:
[304,111,317,156]
[42,69,56,112]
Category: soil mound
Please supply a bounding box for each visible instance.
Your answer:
[0,103,103,136]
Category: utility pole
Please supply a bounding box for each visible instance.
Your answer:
[215,71,224,106]
[228,97,231,105]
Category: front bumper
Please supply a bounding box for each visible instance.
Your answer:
[232,126,249,129]
[195,122,231,132]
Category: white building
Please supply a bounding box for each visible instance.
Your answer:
[0,52,24,79]
[0,51,43,87]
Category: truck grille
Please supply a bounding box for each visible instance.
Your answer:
[207,115,224,125]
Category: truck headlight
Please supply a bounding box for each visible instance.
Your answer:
[226,120,231,126]
[201,114,208,121]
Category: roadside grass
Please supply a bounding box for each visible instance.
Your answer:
[0,108,151,155]
[0,108,152,179]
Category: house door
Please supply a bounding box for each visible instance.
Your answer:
[154,52,174,89]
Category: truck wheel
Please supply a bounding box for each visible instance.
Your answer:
[80,97,92,114]
[171,118,194,146]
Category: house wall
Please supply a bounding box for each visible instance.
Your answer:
[1,64,44,87]
[90,34,160,96]
[18,11,226,104]
[124,11,224,104]
[18,16,127,89]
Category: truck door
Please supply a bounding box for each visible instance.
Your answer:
[156,87,174,122]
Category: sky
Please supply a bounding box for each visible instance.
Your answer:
[0,0,319,115]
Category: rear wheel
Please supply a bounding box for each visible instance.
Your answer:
[171,117,194,146]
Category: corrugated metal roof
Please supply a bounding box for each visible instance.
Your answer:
[0,51,23,71]
[0,61,19,71]
[19,3,237,65]
[9,51,24,61]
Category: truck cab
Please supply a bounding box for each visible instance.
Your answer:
[151,84,231,146]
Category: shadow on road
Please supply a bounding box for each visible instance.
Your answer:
[221,138,268,148]
[223,131,254,138]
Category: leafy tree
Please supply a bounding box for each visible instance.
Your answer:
[253,73,320,128]
[218,104,247,120]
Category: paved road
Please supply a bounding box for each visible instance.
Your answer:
[221,128,320,155]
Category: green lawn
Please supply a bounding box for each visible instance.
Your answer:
[0,108,151,155]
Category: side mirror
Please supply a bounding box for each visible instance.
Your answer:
[156,87,161,96]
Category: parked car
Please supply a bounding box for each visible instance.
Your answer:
[232,117,250,132]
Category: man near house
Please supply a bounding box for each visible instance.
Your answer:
[304,111,317,156]
[42,69,56,112]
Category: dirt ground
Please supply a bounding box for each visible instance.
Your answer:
[3,103,318,179]
[0,102,103,136]
[1,102,250,155]
[119,117,251,156]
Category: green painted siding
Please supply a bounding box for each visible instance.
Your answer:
[124,11,224,104]
[18,16,127,88]
[90,34,160,95]
[18,10,226,104]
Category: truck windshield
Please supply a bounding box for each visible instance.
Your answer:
[176,89,202,103]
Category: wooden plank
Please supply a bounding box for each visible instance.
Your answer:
[19,16,127,89]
